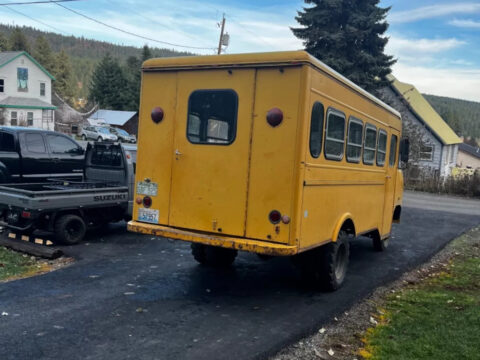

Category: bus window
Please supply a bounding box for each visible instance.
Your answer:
[309,102,325,158]
[389,135,398,167]
[363,124,377,165]
[377,130,387,166]
[324,109,345,161]
[347,117,363,163]
[187,89,238,145]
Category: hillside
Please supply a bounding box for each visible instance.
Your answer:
[424,94,480,140]
[0,24,192,99]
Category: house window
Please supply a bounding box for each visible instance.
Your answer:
[17,68,28,92]
[346,117,363,163]
[11,111,18,126]
[363,124,377,165]
[324,108,346,161]
[376,130,388,167]
[40,82,46,97]
[42,109,53,122]
[27,112,34,126]
[0,79,4,93]
[419,143,434,161]
[309,102,325,158]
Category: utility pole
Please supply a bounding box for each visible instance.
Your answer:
[217,13,226,55]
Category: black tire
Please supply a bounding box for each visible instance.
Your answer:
[373,236,389,251]
[81,135,87,141]
[54,214,86,245]
[97,137,102,142]
[191,243,237,267]
[294,230,350,291]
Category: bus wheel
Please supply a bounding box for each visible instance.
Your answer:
[373,236,389,251]
[191,243,237,267]
[54,214,86,245]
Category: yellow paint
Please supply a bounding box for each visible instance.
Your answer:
[130,51,404,256]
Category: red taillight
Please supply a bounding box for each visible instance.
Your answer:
[143,196,152,208]
[21,211,31,218]
[269,210,281,224]
[151,107,164,124]
[266,108,283,127]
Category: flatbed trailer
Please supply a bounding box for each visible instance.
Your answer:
[0,143,134,244]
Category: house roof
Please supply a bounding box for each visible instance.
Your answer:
[0,96,57,110]
[459,143,480,159]
[388,75,461,145]
[144,51,401,119]
[89,110,137,126]
[0,51,55,80]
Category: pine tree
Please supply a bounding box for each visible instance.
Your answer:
[125,55,142,110]
[0,32,8,51]
[292,0,395,93]
[33,36,55,74]
[141,44,152,62]
[89,53,129,110]
[8,27,30,52]
[54,50,75,102]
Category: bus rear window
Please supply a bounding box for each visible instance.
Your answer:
[187,90,238,145]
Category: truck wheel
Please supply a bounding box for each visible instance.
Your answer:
[82,135,87,141]
[373,236,389,251]
[54,214,86,245]
[294,230,350,291]
[191,243,237,267]
[97,137,102,142]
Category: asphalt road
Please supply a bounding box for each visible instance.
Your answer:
[0,192,479,360]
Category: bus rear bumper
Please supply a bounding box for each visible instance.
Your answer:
[127,221,298,256]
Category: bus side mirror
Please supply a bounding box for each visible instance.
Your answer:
[400,138,410,164]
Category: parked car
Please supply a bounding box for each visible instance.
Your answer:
[81,126,118,142]
[0,127,85,183]
[109,127,136,143]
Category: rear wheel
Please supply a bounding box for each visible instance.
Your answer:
[81,134,87,141]
[97,137,102,142]
[54,214,86,245]
[191,243,237,267]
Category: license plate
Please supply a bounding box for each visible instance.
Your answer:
[138,208,159,224]
[137,181,158,196]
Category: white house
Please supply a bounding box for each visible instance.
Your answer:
[0,51,56,131]
[383,75,461,177]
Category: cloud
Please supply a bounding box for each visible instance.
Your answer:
[387,36,466,56]
[389,3,480,24]
[449,18,480,29]
[392,63,480,102]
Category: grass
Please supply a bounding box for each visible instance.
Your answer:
[0,246,50,282]
[360,231,480,360]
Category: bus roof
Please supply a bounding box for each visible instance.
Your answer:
[143,51,401,119]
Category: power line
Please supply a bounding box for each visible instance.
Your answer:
[2,4,69,34]
[0,0,80,5]
[53,2,216,50]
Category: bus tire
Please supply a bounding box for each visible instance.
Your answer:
[54,214,86,245]
[373,236,389,251]
[191,243,237,267]
[319,231,350,291]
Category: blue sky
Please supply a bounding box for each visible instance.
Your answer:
[1,0,480,101]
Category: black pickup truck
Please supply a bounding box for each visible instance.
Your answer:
[0,127,84,183]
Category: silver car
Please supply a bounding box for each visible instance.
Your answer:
[81,126,118,142]
[109,127,136,143]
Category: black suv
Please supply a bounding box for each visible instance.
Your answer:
[0,127,85,183]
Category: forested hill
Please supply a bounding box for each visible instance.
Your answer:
[424,94,480,140]
[0,24,192,99]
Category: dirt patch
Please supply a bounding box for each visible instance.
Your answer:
[271,227,480,360]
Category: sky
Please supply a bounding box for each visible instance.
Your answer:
[1,0,480,102]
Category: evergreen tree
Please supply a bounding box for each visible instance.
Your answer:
[33,36,55,74]
[8,27,30,52]
[54,50,75,102]
[292,0,395,93]
[125,55,142,110]
[141,44,152,62]
[0,32,8,51]
[89,53,129,110]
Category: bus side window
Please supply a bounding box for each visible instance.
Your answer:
[363,124,377,165]
[377,130,388,167]
[346,117,363,163]
[389,135,398,167]
[324,108,346,161]
[309,102,325,158]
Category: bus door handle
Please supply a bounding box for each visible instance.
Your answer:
[175,149,182,160]
[386,175,392,179]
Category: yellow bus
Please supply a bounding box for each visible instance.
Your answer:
[128,51,406,290]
